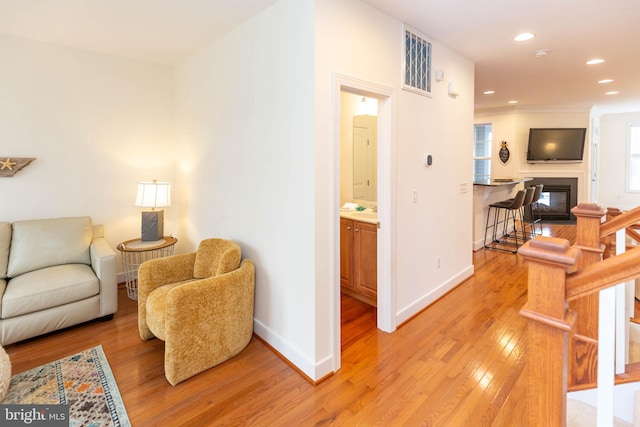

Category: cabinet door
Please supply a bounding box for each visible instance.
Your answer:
[354,221,377,299]
[340,218,354,289]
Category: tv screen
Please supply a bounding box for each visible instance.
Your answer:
[526,128,586,163]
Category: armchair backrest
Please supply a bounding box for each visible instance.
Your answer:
[193,238,241,279]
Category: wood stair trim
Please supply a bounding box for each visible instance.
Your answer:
[601,205,640,238]
[615,362,640,386]
[568,362,640,391]
[566,246,640,301]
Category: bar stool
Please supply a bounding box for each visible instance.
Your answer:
[529,184,544,235]
[495,186,535,240]
[519,187,536,239]
[484,189,527,253]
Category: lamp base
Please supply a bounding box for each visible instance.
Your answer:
[141,210,164,241]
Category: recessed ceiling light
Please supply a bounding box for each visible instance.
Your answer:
[514,33,535,42]
[483,90,495,95]
[586,58,605,65]
[508,100,518,104]
[605,91,619,95]
[598,79,614,84]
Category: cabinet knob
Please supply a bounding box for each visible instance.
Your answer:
[355,228,359,232]
[347,226,351,230]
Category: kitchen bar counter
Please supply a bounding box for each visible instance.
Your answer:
[473,177,533,187]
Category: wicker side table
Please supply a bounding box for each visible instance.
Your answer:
[117,236,177,300]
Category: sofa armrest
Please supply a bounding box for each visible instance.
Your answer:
[163,259,255,385]
[90,237,117,316]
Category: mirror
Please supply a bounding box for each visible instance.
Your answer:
[339,91,378,206]
[353,115,377,202]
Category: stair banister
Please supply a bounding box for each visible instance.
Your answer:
[519,236,580,426]
[565,247,640,299]
[600,205,640,239]
[521,204,640,426]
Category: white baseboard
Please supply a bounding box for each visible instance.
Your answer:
[396,264,475,325]
[253,318,333,382]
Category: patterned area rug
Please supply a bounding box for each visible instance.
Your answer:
[2,345,130,426]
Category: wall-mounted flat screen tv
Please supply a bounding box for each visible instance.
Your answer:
[526,128,586,163]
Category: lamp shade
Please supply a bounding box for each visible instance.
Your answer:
[134,181,171,209]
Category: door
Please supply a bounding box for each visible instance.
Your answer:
[353,115,377,202]
[590,118,600,203]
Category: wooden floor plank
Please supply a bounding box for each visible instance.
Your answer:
[3,223,575,426]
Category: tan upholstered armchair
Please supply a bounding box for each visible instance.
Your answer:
[138,238,255,386]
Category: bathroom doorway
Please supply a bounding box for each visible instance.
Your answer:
[331,74,396,371]
[339,91,379,350]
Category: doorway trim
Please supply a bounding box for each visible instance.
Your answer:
[331,73,397,371]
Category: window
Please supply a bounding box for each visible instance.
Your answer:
[627,122,640,192]
[474,124,492,182]
[403,25,432,97]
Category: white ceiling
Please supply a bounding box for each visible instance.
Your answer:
[361,0,640,113]
[1,0,639,113]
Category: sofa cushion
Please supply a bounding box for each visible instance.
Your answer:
[0,223,9,279]
[2,264,99,319]
[7,217,92,278]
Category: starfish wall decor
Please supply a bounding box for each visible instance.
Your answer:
[0,157,35,177]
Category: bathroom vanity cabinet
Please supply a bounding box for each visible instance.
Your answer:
[340,217,377,306]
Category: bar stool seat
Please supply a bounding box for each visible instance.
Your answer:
[484,189,527,253]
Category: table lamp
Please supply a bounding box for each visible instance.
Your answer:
[135,180,171,241]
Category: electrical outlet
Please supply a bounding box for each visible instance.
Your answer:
[436,256,441,269]
[412,190,417,204]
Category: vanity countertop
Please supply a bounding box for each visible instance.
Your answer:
[339,209,378,225]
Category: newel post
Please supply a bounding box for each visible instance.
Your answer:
[568,203,606,388]
[519,237,581,427]
[572,203,606,269]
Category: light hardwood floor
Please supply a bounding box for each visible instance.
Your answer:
[4,224,576,426]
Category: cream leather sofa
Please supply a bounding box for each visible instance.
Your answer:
[0,216,117,345]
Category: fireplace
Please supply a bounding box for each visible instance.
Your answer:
[527,177,578,222]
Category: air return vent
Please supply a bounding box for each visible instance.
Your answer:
[403,25,432,97]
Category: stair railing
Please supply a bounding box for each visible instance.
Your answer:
[518,202,640,426]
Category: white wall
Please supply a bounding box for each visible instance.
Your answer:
[599,112,640,210]
[474,110,590,195]
[0,0,476,382]
[472,110,591,246]
[0,34,175,272]
[174,0,318,377]
[317,0,475,337]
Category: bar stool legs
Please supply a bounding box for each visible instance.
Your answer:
[484,189,527,253]
[529,184,544,236]
[519,187,536,239]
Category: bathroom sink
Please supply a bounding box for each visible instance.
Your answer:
[339,208,378,224]
[352,211,377,220]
